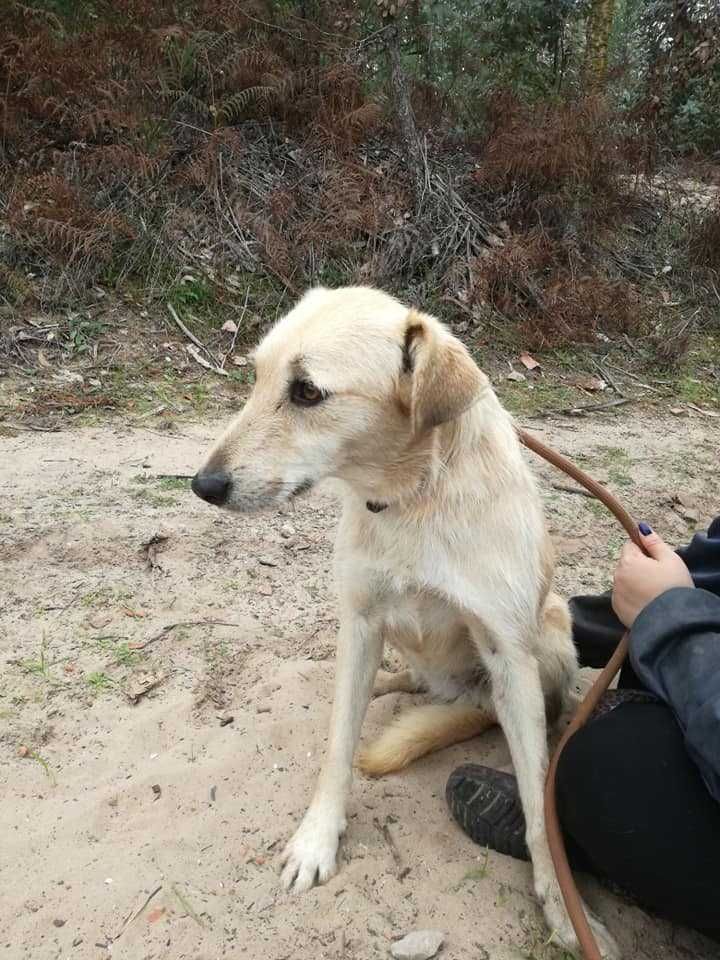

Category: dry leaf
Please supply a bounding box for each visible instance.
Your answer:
[519,352,540,371]
[17,745,29,758]
[147,907,166,924]
[37,349,52,369]
[507,370,526,382]
[123,607,147,619]
[573,376,607,392]
[231,355,248,367]
[125,670,165,703]
[687,403,719,419]
[221,320,237,334]
[671,493,699,523]
[87,612,112,629]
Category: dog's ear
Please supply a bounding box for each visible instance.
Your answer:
[402,311,487,432]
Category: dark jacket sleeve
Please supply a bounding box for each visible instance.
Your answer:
[629,587,720,804]
[570,515,720,669]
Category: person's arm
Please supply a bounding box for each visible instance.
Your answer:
[612,524,720,803]
[675,515,720,597]
[570,515,720,668]
[629,587,720,804]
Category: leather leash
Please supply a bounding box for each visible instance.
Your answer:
[517,427,648,960]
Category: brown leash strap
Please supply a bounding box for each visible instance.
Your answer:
[516,427,648,960]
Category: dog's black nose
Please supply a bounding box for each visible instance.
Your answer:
[191,471,231,506]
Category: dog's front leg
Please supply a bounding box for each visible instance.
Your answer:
[280,604,382,893]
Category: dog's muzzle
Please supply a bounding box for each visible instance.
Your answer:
[191,470,232,506]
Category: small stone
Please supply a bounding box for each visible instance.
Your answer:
[258,584,273,596]
[53,918,66,928]
[72,937,83,947]
[258,556,278,567]
[151,783,161,797]
[506,370,526,383]
[280,522,295,539]
[390,929,445,960]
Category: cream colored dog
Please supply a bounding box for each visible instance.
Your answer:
[192,286,619,959]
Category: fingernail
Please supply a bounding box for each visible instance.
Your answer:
[639,522,652,536]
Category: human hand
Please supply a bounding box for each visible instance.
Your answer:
[611,523,694,628]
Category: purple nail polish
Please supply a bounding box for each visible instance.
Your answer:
[639,522,652,536]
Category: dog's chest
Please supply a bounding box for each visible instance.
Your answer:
[358,514,458,589]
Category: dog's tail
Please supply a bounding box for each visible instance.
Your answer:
[357,704,495,778]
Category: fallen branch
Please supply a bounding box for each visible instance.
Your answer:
[221,287,249,369]
[113,885,162,942]
[373,816,406,880]
[2,420,61,433]
[167,304,228,376]
[529,397,637,419]
[591,357,624,398]
[551,483,594,499]
[130,620,241,651]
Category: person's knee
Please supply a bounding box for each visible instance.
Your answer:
[555,706,635,845]
[555,716,605,842]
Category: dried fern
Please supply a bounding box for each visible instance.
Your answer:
[217,85,278,123]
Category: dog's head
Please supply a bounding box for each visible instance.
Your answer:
[192,286,488,512]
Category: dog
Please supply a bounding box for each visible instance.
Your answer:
[191,286,619,959]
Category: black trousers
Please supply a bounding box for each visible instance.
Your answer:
[558,597,720,941]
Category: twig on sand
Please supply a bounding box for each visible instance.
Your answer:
[221,287,249,369]
[551,483,595,499]
[130,620,240,651]
[113,885,163,941]
[171,883,205,927]
[167,302,213,358]
[167,303,228,376]
[591,357,624,398]
[529,397,637,419]
[3,420,61,433]
[186,343,229,377]
[373,817,407,880]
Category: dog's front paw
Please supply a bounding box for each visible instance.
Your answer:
[542,887,621,960]
[280,807,345,893]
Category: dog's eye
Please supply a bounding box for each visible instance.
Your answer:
[290,379,325,407]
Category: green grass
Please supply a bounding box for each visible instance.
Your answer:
[94,635,140,666]
[86,671,114,691]
[80,585,133,607]
[675,375,719,406]
[22,749,57,786]
[584,498,609,520]
[592,445,631,466]
[168,276,216,312]
[453,848,490,890]
[496,381,580,417]
[132,473,189,491]
[19,637,51,680]
[132,488,178,508]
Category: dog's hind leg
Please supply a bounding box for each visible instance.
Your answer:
[372,669,421,697]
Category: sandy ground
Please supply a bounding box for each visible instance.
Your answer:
[1,410,719,960]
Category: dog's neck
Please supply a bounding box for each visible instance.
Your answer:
[351,397,510,515]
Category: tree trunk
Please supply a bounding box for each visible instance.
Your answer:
[582,0,616,90]
[386,25,425,204]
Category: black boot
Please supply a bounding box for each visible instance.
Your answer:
[445,765,529,861]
